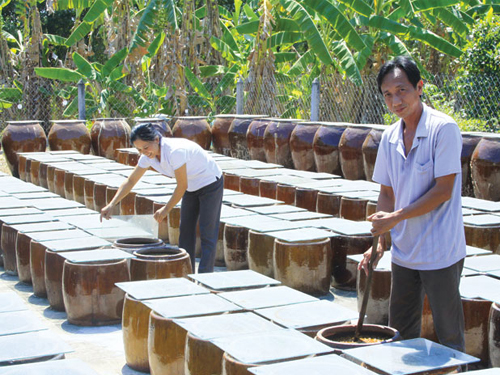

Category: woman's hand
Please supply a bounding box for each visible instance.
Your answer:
[153,205,169,223]
[100,204,115,221]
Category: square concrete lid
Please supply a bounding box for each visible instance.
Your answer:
[218,285,316,310]
[243,220,307,233]
[59,214,125,229]
[343,338,479,374]
[85,226,154,240]
[1,184,47,194]
[210,329,332,365]
[223,194,283,207]
[348,251,392,271]
[269,211,332,221]
[463,214,500,226]
[58,248,134,263]
[0,331,73,364]
[286,170,339,180]
[0,213,57,225]
[42,237,111,252]
[0,358,101,375]
[143,294,242,319]
[254,300,358,330]
[0,208,44,217]
[223,189,244,197]
[116,278,209,300]
[225,168,282,178]
[460,274,500,300]
[249,354,378,375]
[27,228,91,242]
[220,205,257,219]
[312,217,372,235]
[462,197,500,212]
[466,245,491,256]
[465,254,500,272]
[30,198,85,211]
[65,154,103,161]
[46,207,97,217]
[220,214,277,226]
[188,270,280,291]
[12,192,60,200]
[174,311,283,341]
[0,311,47,337]
[267,227,337,242]
[243,160,283,169]
[12,221,74,233]
[244,204,306,215]
[0,291,27,313]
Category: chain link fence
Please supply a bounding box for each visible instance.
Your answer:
[1,72,499,133]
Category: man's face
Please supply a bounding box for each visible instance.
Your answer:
[380,67,423,121]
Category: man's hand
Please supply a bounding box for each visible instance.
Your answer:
[358,239,385,276]
[100,204,114,222]
[153,205,169,223]
[367,210,400,236]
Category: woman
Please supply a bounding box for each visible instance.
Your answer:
[101,123,223,273]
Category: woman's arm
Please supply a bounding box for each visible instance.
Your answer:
[153,164,188,222]
[100,165,147,220]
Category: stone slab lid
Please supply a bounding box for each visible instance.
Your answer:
[343,338,479,374]
[116,278,209,300]
[210,329,332,365]
[249,354,377,375]
[460,274,500,301]
[0,207,44,217]
[65,153,104,161]
[218,285,316,310]
[340,191,380,200]
[133,187,174,196]
[465,254,500,272]
[137,174,177,184]
[42,237,111,252]
[85,226,154,240]
[220,214,277,227]
[70,169,108,177]
[188,270,280,291]
[0,291,27,313]
[220,205,257,219]
[466,245,491,256]
[0,310,47,337]
[223,194,283,207]
[286,170,339,180]
[312,217,372,235]
[26,228,92,242]
[0,331,73,365]
[11,221,74,233]
[30,198,85,211]
[58,248,134,263]
[255,300,358,330]
[0,213,57,225]
[269,211,332,221]
[174,311,283,341]
[0,358,100,375]
[462,197,500,212]
[12,192,60,200]
[242,160,283,169]
[46,207,97,217]
[59,214,125,229]
[1,184,48,196]
[293,179,343,190]
[245,220,307,233]
[143,293,242,319]
[51,162,98,171]
[226,168,282,178]
[347,251,392,271]
[19,154,70,163]
[93,162,133,171]
[223,189,244,197]
[258,175,308,185]
[463,214,500,226]
[217,160,252,170]
[462,208,481,216]
[267,227,337,242]
[244,204,306,215]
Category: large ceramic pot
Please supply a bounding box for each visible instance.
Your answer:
[248,230,275,278]
[313,122,348,176]
[362,125,386,182]
[172,116,212,150]
[224,224,249,271]
[90,118,131,160]
[228,115,267,160]
[48,120,91,154]
[264,119,300,168]
[129,245,192,281]
[123,294,152,372]
[212,114,236,156]
[247,118,272,162]
[470,133,500,201]
[357,267,391,325]
[290,122,321,171]
[1,121,47,177]
[339,124,373,180]
[134,117,172,137]
[489,302,500,367]
[461,133,483,197]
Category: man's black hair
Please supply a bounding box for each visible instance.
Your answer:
[130,123,161,144]
[377,56,422,94]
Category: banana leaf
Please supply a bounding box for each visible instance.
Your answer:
[35,67,84,82]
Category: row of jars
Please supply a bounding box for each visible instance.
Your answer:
[2,116,500,201]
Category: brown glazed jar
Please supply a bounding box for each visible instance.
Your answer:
[212,114,236,156]
[290,122,321,171]
[172,116,212,150]
[129,245,192,281]
[247,117,272,162]
[313,122,348,176]
[1,121,47,177]
[264,118,300,168]
[461,132,482,197]
[134,117,172,137]
[339,124,373,180]
[362,125,386,182]
[489,303,500,367]
[90,118,131,160]
[228,115,267,160]
[48,120,92,154]
[471,133,500,201]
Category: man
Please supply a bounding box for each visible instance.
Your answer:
[358,56,466,352]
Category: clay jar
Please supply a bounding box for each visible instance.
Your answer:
[362,125,386,182]
[470,133,500,200]
[1,121,47,178]
[247,118,272,162]
[313,122,348,176]
[339,124,373,180]
[228,115,267,160]
[212,114,236,156]
[172,116,212,150]
[461,133,483,197]
[123,294,152,372]
[134,117,172,137]
[489,303,500,367]
[129,246,192,281]
[264,118,300,168]
[90,118,131,160]
[290,122,321,171]
[48,120,92,154]
[357,266,391,325]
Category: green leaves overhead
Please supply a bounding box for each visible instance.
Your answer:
[72,52,95,79]
[409,26,463,58]
[65,22,92,47]
[34,68,84,82]
[82,0,113,23]
[335,0,374,17]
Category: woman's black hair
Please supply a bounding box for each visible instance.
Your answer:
[377,56,422,94]
[130,123,161,144]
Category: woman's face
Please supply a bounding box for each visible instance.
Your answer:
[134,137,160,159]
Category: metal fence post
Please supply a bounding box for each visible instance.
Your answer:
[311,78,320,121]
[236,78,244,114]
[78,79,86,120]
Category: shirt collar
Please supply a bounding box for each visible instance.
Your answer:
[389,103,429,145]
